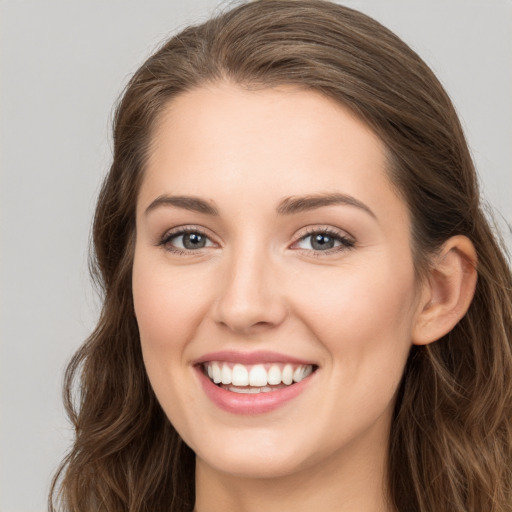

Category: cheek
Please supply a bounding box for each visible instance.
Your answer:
[131,255,214,426]
[298,258,415,327]
[132,256,213,353]
[291,256,417,382]
[304,270,415,443]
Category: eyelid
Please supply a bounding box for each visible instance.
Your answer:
[293,225,354,242]
[155,224,355,256]
[156,225,219,253]
[290,225,355,254]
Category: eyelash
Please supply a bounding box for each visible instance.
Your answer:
[157,226,355,256]
[294,227,355,256]
[157,227,214,255]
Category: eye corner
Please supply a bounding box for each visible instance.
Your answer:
[156,225,219,255]
[290,226,356,255]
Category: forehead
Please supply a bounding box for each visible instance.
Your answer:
[139,82,405,227]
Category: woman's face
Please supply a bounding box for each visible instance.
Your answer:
[133,83,424,479]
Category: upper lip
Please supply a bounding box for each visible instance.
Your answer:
[192,350,316,366]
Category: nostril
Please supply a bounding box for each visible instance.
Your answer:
[211,273,288,332]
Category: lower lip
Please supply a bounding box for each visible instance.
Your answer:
[196,366,315,414]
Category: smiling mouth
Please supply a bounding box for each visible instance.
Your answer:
[202,361,316,394]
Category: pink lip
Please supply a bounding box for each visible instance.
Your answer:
[195,365,317,415]
[193,350,315,366]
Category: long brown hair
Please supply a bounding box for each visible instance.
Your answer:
[50,1,512,511]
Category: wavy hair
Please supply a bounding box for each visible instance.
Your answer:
[50,1,512,511]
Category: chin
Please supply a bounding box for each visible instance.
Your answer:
[196,443,314,480]
[188,416,351,482]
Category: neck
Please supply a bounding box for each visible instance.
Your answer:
[194,422,393,512]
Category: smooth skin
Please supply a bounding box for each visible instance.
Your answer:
[132,82,477,512]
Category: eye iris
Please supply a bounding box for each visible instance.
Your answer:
[183,232,206,249]
[311,233,335,250]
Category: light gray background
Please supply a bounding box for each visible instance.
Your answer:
[1,1,511,510]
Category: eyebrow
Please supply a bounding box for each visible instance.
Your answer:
[144,192,375,219]
[276,193,376,218]
[145,195,219,216]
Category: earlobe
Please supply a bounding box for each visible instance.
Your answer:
[412,235,478,346]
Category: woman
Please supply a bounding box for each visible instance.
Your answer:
[50,1,512,511]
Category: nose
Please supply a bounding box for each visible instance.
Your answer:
[211,248,288,335]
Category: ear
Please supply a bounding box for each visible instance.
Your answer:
[412,235,477,346]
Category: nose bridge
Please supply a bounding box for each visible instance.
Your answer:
[213,236,286,332]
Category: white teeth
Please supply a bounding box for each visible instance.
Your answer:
[227,385,276,394]
[267,364,281,385]
[204,361,314,388]
[221,364,232,385]
[232,364,249,386]
[212,362,222,384]
[303,365,313,379]
[282,364,293,385]
[228,386,261,394]
[249,365,268,386]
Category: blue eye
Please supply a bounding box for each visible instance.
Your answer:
[158,227,353,255]
[295,230,354,252]
[159,229,214,252]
